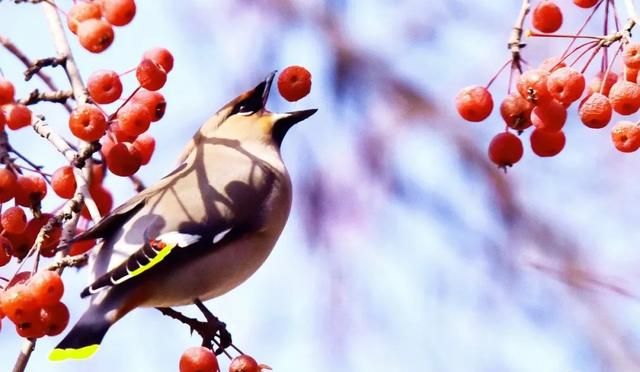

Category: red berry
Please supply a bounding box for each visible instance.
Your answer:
[611,121,640,152]
[547,67,585,104]
[3,104,32,130]
[68,229,96,256]
[15,312,46,339]
[179,346,219,372]
[67,1,102,35]
[143,47,174,73]
[40,301,70,336]
[608,80,640,115]
[133,134,155,165]
[455,85,493,122]
[81,184,113,219]
[15,175,47,207]
[99,0,136,26]
[0,236,12,266]
[530,129,565,157]
[0,78,15,105]
[532,0,563,33]
[517,69,552,104]
[132,89,166,122]
[117,103,152,136]
[77,19,114,53]
[624,43,640,69]
[111,122,138,142]
[278,66,312,102]
[69,104,107,142]
[579,93,612,129]
[0,284,40,325]
[531,99,566,132]
[589,71,618,96]
[25,215,62,257]
[106,143,142,177]
[87,70,123,104]
[0,168,17,203]
[573,0,598,7]
[229,355,261,372]
[499,94,533,131]
[1,206,27,234]
[136,59,167,91]
[51,166,77,199]
[627,67,640,82]
[488,132,524,168]
[29,271,64,306]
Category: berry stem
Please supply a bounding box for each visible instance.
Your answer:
[527,31,602,40]
[600,44,622,95]
[559,0,605,59]
[485,59,512,89]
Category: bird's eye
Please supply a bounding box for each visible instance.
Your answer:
[230,93,263,116]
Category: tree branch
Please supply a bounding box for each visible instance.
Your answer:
[508,0,530,73]
[18,89,73,106]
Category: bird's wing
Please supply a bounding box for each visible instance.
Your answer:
[80,226,234,298]
[73,195,147,242]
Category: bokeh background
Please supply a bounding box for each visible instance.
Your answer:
[2,0,640,371]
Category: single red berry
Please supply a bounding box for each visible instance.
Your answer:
[516,69,552,104]
[611,121,640,152]
[608,80,640,115]
[499,94,533,131]
[179,346,219,372]
[278,66,312,102]
[68,229,97,256]
[87,70,123,104]
[539,56,567,72]
[15,175,47,207]
[488,132,524,168]
[573,0,598,7]
[106,142,142,177]
[547,67,585,104]
[624,43,640,69]
[0,284,40,325]
[90,163,106,185]
[0,236,12,266]
[28,271,64,306]
[136,59,167,91]
[589,71,618,96]
[81,184,113,219]
[99,0,136,26]
[40,301,70,336]
[531,99,567,132]
[579,93,612,129]
[69,104,108,142]
[5,232,31,259]
[15,312,46,339]
[0,78,15,105]
[0,168,17,203]
[532,0,563,33]
[530,129,565,157]
[143,47,174,73]
[455,85,493,122]
[133,134,155,165]
[51,166,77,199]
[111,122,139,142]
[229,355,261,372]
[67,1,102,35]
[77,19,115,53]
[132,89,166,122]
[24,215,62,257]
[117,103,152,136]
[1,206,27,234]
[3,104,32,130]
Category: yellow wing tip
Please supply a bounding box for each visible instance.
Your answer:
[49,344,100,361]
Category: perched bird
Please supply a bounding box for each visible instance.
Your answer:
[50,72,317,361]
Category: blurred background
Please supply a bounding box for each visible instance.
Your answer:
[2,0,640,371]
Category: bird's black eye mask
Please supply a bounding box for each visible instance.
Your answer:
[229,90,264,117]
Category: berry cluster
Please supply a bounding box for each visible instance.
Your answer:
[179,347,270,372]
[455,0,640,169]
[0,270,69,339]
[67,0,136,53]
[0,78,33,131]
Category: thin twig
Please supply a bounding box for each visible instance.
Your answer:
[507,0,530,73]
[18,89,73,106]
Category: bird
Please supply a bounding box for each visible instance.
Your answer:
[49,72,317,361]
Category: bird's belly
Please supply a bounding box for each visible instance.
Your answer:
[139,229,279,307]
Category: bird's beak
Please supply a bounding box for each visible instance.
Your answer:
[259,71,276,110]
[274,109,318,127]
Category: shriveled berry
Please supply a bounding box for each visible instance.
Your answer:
[40,301,70,336]
[0,78,15,104]
[573,0,598,7]
[624,43,640,69]
[547,67,585,104]
[179,346,219,372]
[499,94,533,131]
[611,121,640,152]
[0,168,17,203]
[117,103,151,136]
[455,85,493,122]
[132,89,166,121]
[579,93,612,129]
[1,206,27,234]
[69,104,107,142]
[532,0,563,33]
[3,104,32,130]
[143,47,174,73]
[229,355,261,372]
[530,129,565,157]
[531,99,566,132]
[133,134,155,165]
[105,142,142,176]
[67,1,102,34]
[278,66,312,102]
[77,19,114,53]
[589,71,618,96]
[608,80,640,115]
[488,132,524,168]
[87,70,123,104]
[29,271,64,306]
[15,175,47,207]
[136,59,167,91]
[99,0,136,26]
[51,166,77,199]
[517,69,552,104]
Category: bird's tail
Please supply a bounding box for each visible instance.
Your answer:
[49,306,112,362]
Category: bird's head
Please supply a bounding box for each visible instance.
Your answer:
[200,71,316,147]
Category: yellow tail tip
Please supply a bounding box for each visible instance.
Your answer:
[49,344,100,361]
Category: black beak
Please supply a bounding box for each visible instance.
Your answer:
[246,71,276,112]
[272,108,318,146]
